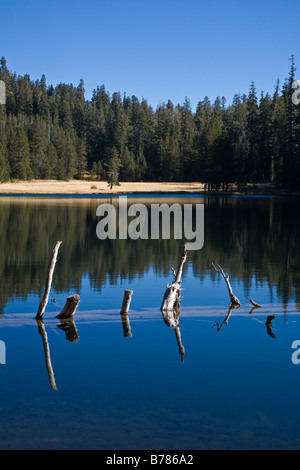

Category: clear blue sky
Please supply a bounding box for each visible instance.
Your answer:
[0,0,299,110]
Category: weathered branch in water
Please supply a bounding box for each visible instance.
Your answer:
[249,298,261,308]
[36,241,62,320]
[212,262,241,307]
[36,320,58,391]
[56,294,80,319]
[161,246,187,311]
[120,290,133,337]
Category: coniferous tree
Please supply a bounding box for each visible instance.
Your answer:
[105,146,122,189]
[0,55,299,191]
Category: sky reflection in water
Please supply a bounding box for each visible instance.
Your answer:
[0,195,299,450]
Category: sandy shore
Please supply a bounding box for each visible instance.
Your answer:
[0,180,208,194]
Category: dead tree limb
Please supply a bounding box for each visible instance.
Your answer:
[56,294,80,319]
[212,262,241,307]
[36,241,62,320]
[161,245,187,311]
[249,298,261,308]
[36,320,58,391]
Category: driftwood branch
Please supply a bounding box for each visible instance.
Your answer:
[36,241,62,319]
[56,294,80,319]
[161,246,187,311]
[120,290,133,338]
[212,262,241,307]
[249,298,261,308]
[36,320,58,391]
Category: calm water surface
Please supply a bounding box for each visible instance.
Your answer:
[0,195,299,450]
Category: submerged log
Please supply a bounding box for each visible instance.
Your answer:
[56,294,80,319]
[212,262,241,307]
[36,320,58,391]
[161,245,187,311]
[36,241,62,320]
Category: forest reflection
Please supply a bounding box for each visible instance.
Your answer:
[0,195,299,315]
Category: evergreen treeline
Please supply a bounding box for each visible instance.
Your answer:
[0,56,299,190]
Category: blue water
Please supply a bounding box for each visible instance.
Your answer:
[0,195,299,450]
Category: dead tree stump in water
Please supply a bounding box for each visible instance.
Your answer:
[36,241,62,320]
[120,290,133,314]
[161,245,187,312]
[56,294,80,319]
[120,290,133,338]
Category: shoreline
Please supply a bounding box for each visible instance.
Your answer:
[0,180,298,196]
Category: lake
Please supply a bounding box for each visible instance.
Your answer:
[0,194,299,450]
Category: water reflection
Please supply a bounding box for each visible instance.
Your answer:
[212,305,237,333]
[36,319,58,391]
[161,307,185,363]
[57,319,79,343]
[0,195,299,316]
[265,315,276,339]
[120,313,132,338]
